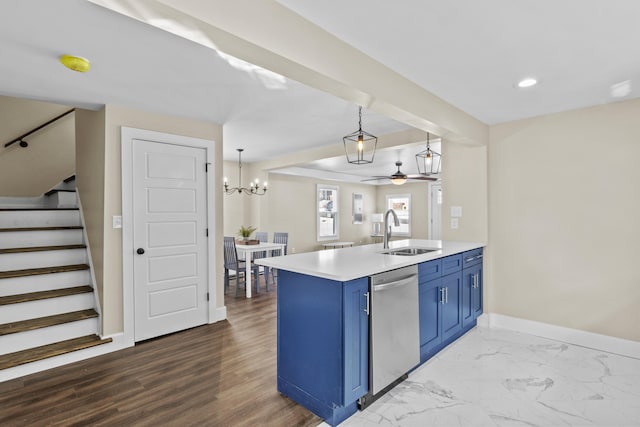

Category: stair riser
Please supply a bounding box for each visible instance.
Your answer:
[0,293,94,324]
[0,249,87,271]
[0,229,83,249]
[46,192,77,209]
[0,210,80,228]
[0,270,91,297]
[0,318,98,355]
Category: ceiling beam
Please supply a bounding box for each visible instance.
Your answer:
[88,0,489,146]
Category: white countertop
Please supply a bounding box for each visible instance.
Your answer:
[255,239,485,282]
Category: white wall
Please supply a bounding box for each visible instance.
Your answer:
[488,98,640,342]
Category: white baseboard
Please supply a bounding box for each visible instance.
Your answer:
[483,313,640,360]
[212,305,227,322]
[0,333,131,383]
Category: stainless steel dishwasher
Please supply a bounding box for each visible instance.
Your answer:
[365,265,420,404]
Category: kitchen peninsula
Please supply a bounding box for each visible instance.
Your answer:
[256,239,485,426]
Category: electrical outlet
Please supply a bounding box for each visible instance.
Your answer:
[112,215,122,229]
[291,247,296,254]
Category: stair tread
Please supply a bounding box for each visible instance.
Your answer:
[0,309,98,336]
[0,264,90,279]
[0,244,86,255]
[45,189,77,196]
[0,334,111,370]
[0,286,93,306]
[0,226,82,232]
[0,208,79,211]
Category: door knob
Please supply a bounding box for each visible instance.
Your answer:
[137,248,145,255]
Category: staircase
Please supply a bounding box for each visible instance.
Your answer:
[0,181,111,373]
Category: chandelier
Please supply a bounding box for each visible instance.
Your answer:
[415,133,441,175]
[343,106,377,164]
[223,148,267,196]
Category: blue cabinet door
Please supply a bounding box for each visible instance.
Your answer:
[343,278,369,404]
[441,272,462,341]
[461,266,475,328]
[419,277,442,357]
[472,264,483,319]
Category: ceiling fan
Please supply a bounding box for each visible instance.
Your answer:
[362,161,437,185]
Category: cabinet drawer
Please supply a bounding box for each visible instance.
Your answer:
[441,254,462,276]
[463,248,483,268]
[419,259,442,283]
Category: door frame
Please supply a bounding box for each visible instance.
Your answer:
[121,127,217,345]
[428,182,442,240]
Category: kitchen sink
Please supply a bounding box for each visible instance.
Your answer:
[381,247,438,256]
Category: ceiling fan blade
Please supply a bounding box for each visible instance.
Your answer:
[361,176,390,182]
[406,174,438,181]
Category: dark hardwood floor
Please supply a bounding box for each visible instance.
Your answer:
[0,277,321,427]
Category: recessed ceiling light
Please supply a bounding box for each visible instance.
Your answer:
[516,78,537,88]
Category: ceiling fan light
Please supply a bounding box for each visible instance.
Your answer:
[390,176,407,185]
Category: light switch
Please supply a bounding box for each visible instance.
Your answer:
[450,218,459,229]
[451,206,463,218]
[112,215,122,229]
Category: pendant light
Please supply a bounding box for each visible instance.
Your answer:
[223,149,267,195]
[415,133,441,175]
[343,106,377,164]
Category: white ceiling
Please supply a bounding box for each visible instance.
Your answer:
[278,0,640,124]
[1,0,639,175]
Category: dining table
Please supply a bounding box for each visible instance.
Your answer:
[235,241,286,298]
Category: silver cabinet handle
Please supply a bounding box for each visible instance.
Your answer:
[464,257,475,262]
[475,254,483,260]
[445,287,449,303]
[472,274,476,288]
[364,292,370,315]
[440,288,445,304]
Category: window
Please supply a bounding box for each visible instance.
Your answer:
[386,194,411,236]
[317,184,339,241]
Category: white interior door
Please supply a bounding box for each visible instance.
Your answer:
[429,183,442,240]
[132,139,208,341]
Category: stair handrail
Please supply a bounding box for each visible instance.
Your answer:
[4,108,75,148]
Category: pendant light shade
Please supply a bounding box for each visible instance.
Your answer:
[415,133,441,175]
[343,106,377,164]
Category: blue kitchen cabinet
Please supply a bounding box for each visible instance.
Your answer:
[462,249,483,327]
[441,271,463,341]
[418,255,463,362]
[277,270,368,426]
[419,276,442,356]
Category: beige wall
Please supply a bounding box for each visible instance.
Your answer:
[488,98,640,342]
[376,182,431,239]
[76,105,223,336]
[75,109,107,311]
[0,95,75,197]
[441,140,488,243]
[231,173,379,254]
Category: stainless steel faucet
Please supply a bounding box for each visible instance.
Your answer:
[383,209,400,249]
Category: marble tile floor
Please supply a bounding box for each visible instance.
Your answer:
[323,327,640,427]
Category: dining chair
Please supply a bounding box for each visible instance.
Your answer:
[253,231,272,291]
[223,236,259,296]
[271,232,289,284]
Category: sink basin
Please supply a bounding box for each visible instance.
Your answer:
[381,247,438,256]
